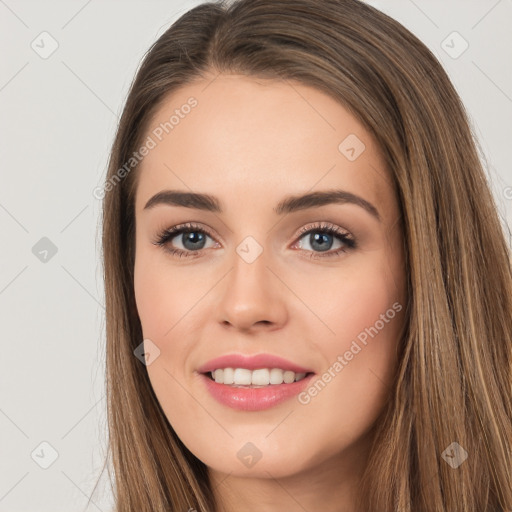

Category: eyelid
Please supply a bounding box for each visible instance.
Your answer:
[293,221,351,240]
[153,220,355,259]
[151,222,219,248]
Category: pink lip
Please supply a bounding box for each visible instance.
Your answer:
[197,353,313,374]
[200,373,315,411]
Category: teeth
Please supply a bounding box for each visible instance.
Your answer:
[270,368,284,384]
[210,368,308,386]
[251,368,269,386]
[223,367,234,385]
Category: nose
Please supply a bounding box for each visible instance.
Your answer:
[216,248,288,333]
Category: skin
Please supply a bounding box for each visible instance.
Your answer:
[133,73,407,512]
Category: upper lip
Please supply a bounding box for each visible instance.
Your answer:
[197,353,314,374]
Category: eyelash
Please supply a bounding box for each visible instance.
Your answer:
[152,221,356,260]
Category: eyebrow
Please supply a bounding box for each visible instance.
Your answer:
[143,189,381,221]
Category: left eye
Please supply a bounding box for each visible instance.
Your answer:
[153,221,356,259]
[292,222,356,259]
[154,223,216,256]
[295,229,347,253]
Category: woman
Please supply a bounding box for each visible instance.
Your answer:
[97,0,512,510]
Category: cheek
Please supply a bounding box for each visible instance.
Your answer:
[297,260,404,419]
[134,258,171,339]
[132,239,407,475]
[291,253,403,350]
[134,247,200,340]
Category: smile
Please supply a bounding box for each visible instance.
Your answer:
[208,367,309,386]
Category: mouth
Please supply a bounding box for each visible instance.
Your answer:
[203,368,315,387]
[199,368,316,411]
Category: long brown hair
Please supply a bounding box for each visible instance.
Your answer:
[96,0,512,510]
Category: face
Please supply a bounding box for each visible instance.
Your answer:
[133,73,406,482]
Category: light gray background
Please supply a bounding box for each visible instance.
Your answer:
[1,1,511,510]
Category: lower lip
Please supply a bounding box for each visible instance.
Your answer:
[200,373,315,411]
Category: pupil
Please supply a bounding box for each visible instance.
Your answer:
[310,232,332,252]
[183,232,205,250]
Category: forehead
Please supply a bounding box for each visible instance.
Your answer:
[135,74,394,219]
